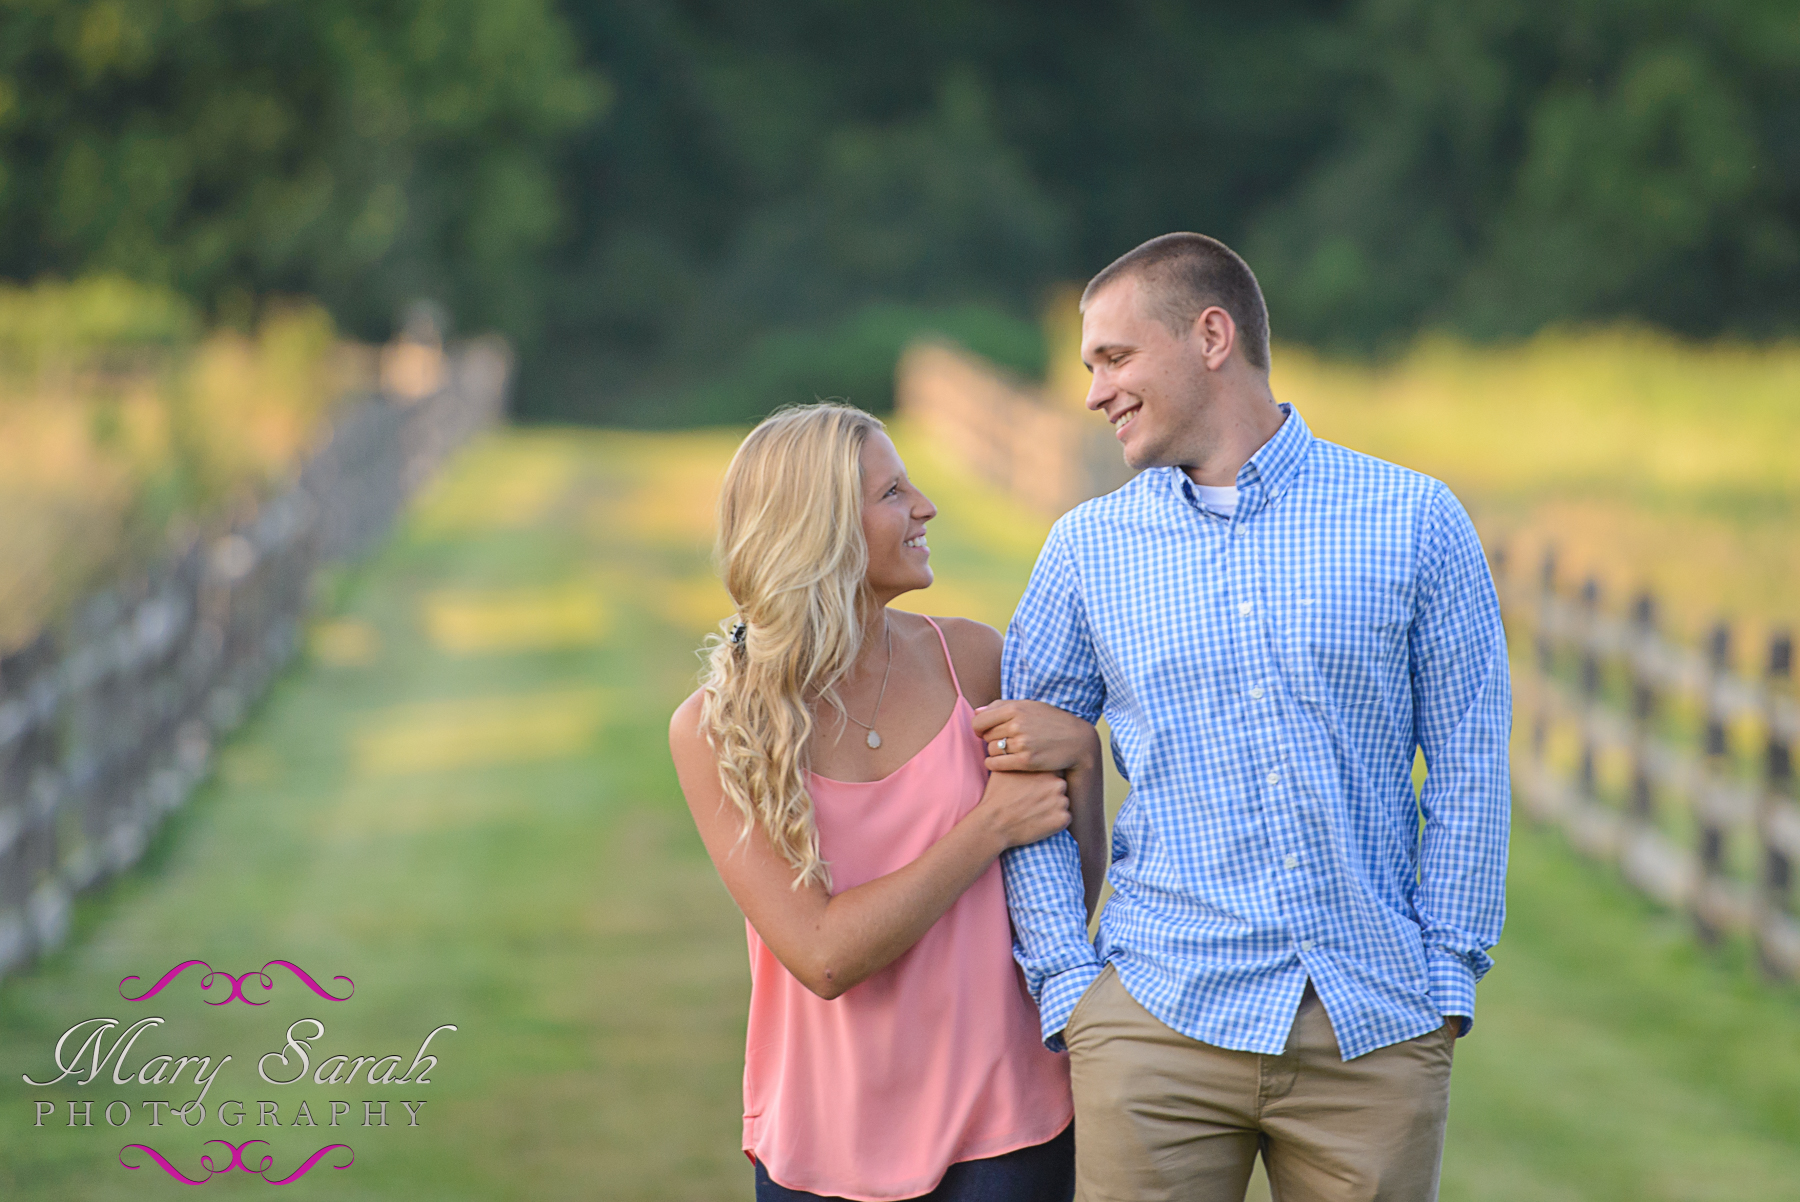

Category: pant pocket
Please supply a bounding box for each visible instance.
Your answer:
[1063,964,1115,1047]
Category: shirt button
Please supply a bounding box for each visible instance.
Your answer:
[1235,526,1248,537]
[1249,686,1265,700]
[1284,853,1299,869]
[1238,601,1253,616]
[1300,939,1316,953]
[1266,769,1280,786]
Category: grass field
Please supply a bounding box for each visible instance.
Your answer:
[3,424,1799,1200]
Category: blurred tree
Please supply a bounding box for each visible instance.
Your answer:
[3,0,1797,423]
[1248,0,1800,350]
[529,0,1348,420]
[0,0,604,341]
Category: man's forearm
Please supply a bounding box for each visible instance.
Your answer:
[1065,752,1107,918]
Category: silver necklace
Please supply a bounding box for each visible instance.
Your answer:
[842,614,893,749]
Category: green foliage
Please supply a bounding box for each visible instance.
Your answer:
[527,0,1345,421]
[1248,0,1800,350]
[0,275,196,377]
[647,301,1045,428]
[3,1,1800,420]
[0,0,604,341]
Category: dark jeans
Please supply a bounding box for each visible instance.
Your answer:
[752,1123,1075,1202]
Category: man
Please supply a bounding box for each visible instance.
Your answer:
[975,233,1510,1200]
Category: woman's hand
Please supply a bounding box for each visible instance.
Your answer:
[672,688,1073,1001]
[973,700,1100,773]
[970,769,1071,851]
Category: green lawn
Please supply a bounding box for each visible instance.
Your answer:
[2,426,1797,1200]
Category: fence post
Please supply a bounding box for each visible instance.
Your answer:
[1576,577,1602,804]
[1695,620,1733,946]
[1628,592,1658,824]
[1760,630,1798,977]
[1532,548,1556,770]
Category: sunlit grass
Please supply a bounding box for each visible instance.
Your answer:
[0,278,357,650]
[1274,330,1800,645]
[413,436,584,535]
[351,687,613,778]
[310,617,382,667]
[1268,329,1800,501]
[421,583,608,655]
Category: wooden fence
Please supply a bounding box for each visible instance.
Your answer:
[0,336,509,982]
[1497,544,1800,979]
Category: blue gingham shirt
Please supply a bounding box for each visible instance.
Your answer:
[1000,404,1510,1060]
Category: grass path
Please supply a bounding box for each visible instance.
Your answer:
[2,426,1798,1199]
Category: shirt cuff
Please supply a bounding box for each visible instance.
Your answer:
[1427,946,1478,1035]
[1036,962,1104,1053]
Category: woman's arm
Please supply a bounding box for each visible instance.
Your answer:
[949,622,1107,918]
[669,692,1071,1000]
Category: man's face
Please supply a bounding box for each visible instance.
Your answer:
[1079,277,1211,471]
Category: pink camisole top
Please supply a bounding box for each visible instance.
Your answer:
[741,616,1072,1201]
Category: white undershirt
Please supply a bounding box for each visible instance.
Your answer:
[1190,483,1240,517]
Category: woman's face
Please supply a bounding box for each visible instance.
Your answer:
[859,431,936,602]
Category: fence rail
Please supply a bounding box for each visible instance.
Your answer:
[0,336,508,982]
[1498,545,1800,979]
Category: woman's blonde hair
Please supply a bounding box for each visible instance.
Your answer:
[699,403,886,888]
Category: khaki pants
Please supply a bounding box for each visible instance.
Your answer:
[1065,966,1454,1202]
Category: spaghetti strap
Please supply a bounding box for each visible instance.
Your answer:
[921,615,965,702]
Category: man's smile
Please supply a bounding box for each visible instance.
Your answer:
[1109,402,1142,437]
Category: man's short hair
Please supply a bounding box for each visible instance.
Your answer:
[1081,233,1271,372]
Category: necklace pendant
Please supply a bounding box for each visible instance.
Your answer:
[866,730,881,749]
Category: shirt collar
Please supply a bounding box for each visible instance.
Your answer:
[1169,402,1311,521]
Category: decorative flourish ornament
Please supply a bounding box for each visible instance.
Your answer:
[120,1140,354,1184]
[119,960,354,1004]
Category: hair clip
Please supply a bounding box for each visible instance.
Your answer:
[729,620,747,645]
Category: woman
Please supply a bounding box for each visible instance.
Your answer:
[668,404,1107,1201]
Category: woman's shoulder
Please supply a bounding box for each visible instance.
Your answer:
[913,613,1002,707]
[668,688,708,755]
[924,614,1001,652]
